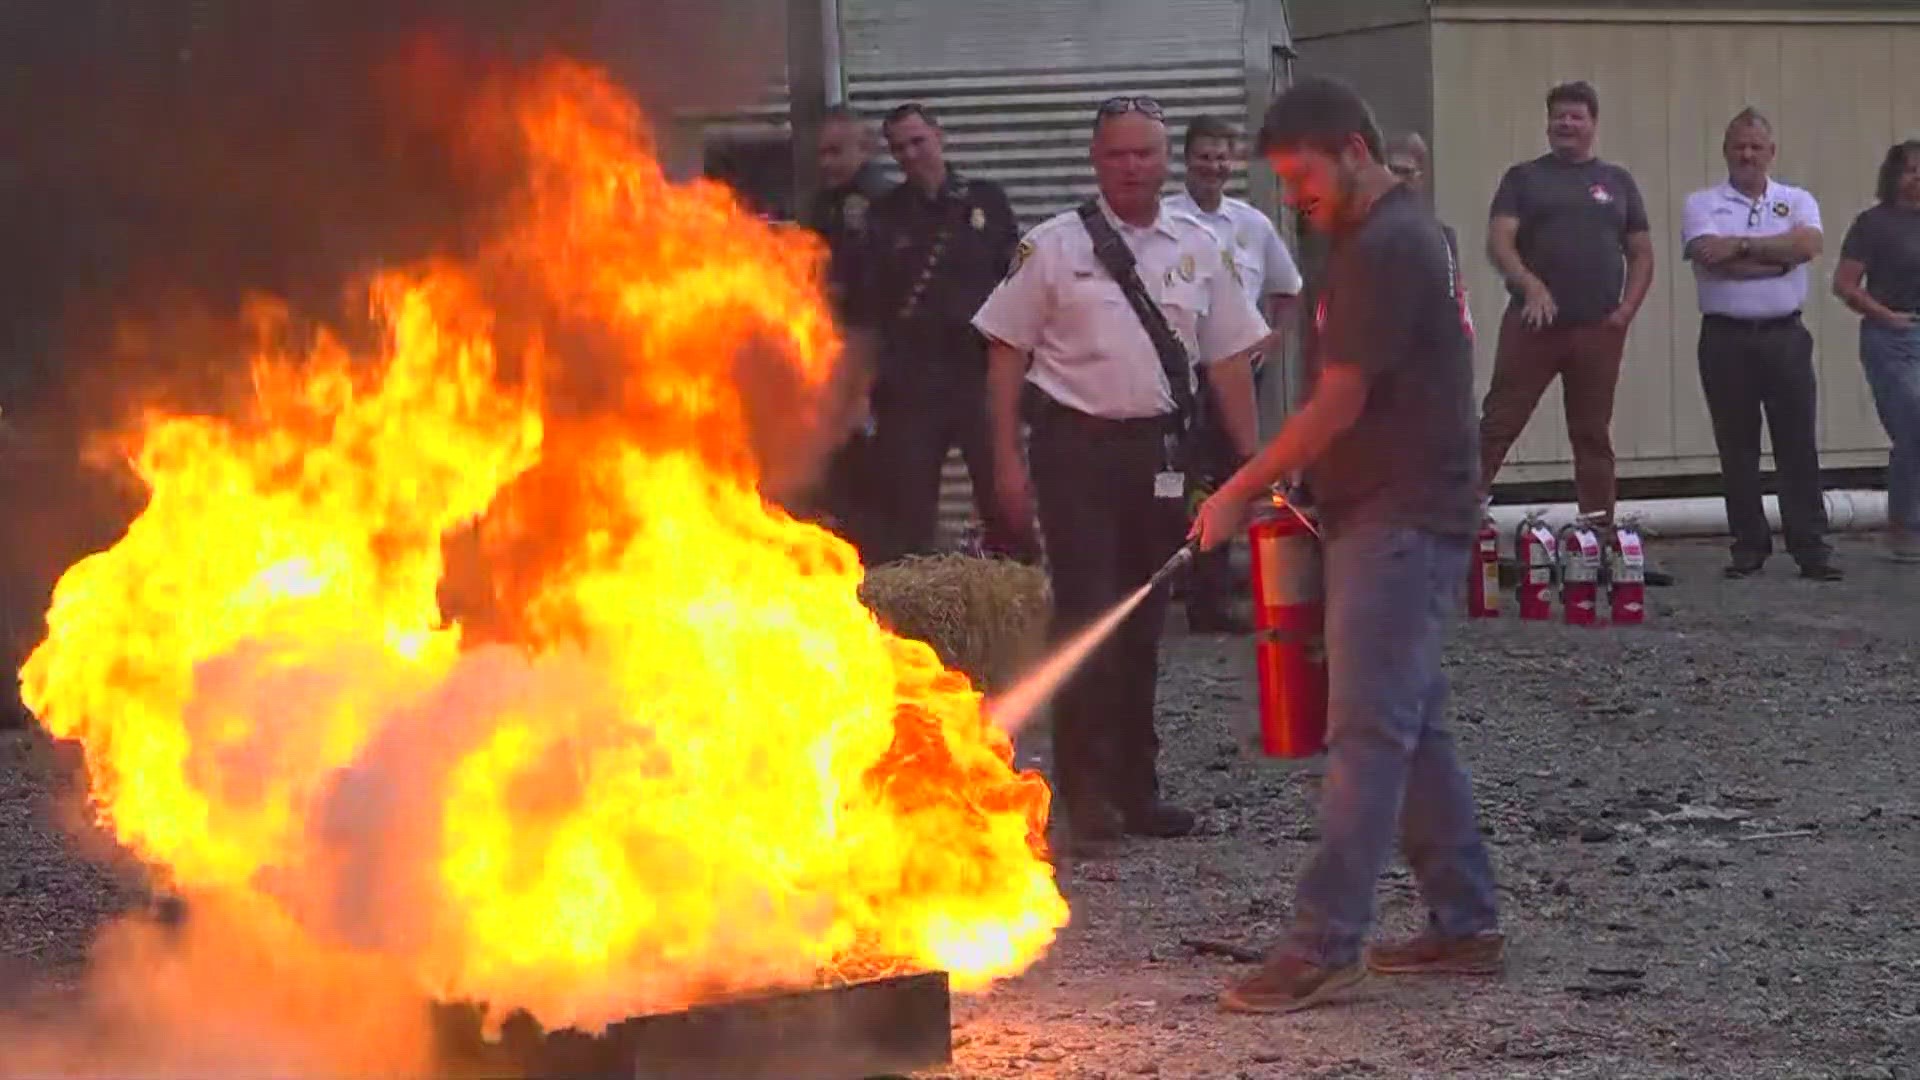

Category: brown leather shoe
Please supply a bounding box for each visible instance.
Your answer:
[1218,953,1367,1014]
[1365,929,1506,976]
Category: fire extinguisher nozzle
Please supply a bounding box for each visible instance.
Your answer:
[1148,540,1199,592]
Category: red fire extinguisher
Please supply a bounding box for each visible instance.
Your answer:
[1606,519,1647,625]
[1515,512,1558,621]
[1467,516,1501,618]
[1557,517,1604,626]
[1247,496,1327,758]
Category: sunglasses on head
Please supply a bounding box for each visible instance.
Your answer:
[1096,95,1165,122]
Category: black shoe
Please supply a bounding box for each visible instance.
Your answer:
[1063,802,1124,844]
[1798,561,1843,582]
[1644,567,1675,587]
[1724,556,1766,579]
[1121,802,1199,839]
[1187,607,1252,635]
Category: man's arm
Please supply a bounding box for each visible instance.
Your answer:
[1204,353,1260,461]
[1214,362,1367,501]
[1609,230,1655,327]
[1485,214,1537,293]
[985,339,1030,467]
[1607,173,1656,328]
[984,182,1021,278]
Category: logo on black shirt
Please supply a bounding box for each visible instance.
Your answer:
[1589,184,1613,205]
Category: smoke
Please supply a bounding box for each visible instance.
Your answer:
[0,0,786,432]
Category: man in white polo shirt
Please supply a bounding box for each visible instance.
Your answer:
[1163,114,1303,632]
[1681,107,1839,581]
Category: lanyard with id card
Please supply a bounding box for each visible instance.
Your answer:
[1154,430,1185,502]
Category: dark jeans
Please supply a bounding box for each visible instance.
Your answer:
[1697,313,1829,565]
[1282,528,1499,968]
[869,347,1035,564]
[1027,398,1182,823]
[1480,309,1628,516]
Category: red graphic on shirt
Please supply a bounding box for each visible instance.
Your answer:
[1446,245,1475,344]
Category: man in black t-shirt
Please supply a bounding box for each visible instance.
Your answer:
[1479,81,1655,530]
[1192,76,1501,1016]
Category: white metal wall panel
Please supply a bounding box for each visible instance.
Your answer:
[1433,15,1920,482]
[841,0,1246,74]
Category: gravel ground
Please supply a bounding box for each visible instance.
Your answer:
[3,535,1917,1078]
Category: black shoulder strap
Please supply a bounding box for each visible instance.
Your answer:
[1075,200,1195,428]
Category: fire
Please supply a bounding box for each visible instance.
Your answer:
[21,60,1066,1034]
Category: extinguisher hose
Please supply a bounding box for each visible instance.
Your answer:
[1146,540,1199,593]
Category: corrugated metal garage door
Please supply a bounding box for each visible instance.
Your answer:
[848,60,1250,229]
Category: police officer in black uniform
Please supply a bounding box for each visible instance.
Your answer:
[805,104,894,559]
[847,103,1038,563]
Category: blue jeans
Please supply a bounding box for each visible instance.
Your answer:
[1284,527,1499,968]
[1861,322,1920,535]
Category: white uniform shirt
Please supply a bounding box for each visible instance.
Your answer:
[1161,191,1304,308]
[971,198,1269,420]
[1680,178,1821,319]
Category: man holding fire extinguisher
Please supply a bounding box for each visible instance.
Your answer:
[1191,76,1503,1014]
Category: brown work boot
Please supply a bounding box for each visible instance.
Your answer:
[1217,953,1367,1015]
[1365,929,1506,976]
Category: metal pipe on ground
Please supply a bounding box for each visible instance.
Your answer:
[1484,489,1888,555]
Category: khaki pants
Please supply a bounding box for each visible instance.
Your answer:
[1478,308,1627,517]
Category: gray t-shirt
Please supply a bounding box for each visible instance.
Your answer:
[1491,154,1650,326]
[1839,204,1920,315]
[1302,184,1480,538]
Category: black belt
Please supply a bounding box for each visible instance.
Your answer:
[1029,393,1173,436]
[1704,311,1800,332]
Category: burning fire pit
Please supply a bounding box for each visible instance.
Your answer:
[431,971,951,1079]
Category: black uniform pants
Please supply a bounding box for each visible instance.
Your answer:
[870,341,1036,564]
[1698,312,1830,564]
[1027,397,1183,822]
[1186,367,1242,616]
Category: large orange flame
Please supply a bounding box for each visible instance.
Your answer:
[20,60,1066,1035]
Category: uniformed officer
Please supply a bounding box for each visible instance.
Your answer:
[805,104,893,297]
[804,104,894,559]
[846,103,1035,563]
[1162,113,1303,634]
[973,95,1267,846]
[1681,107,1839,580]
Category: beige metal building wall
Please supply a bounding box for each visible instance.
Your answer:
[1432,5,1920,483]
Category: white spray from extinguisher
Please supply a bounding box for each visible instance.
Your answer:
[987,538,1204,735]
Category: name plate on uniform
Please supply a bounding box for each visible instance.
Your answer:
[1153,471,1185,500]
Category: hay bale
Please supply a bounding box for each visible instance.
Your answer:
[859,555,1051,693]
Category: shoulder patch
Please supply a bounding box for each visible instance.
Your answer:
[1007,239,1034,280]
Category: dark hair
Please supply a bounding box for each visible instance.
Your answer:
[1182,113,1239,158]
[1546,81,1600,120]
[881,102,939,134]
[1875,139,1920,205]
[1256,75,1383,160]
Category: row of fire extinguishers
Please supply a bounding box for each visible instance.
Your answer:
[1237,494,1651,767]
[1467,512,1647,625]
